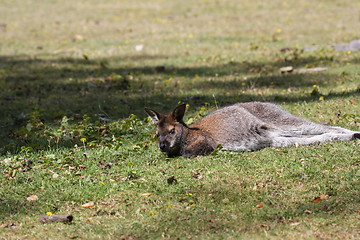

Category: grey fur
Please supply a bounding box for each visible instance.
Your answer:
[146,102,359,157]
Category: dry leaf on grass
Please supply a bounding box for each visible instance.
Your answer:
[140,193,152,197]
[320,194,329,199]
[256,203,264,209]
[279,66,294,73]
[313,194,329,203]
[82,202,95,208]
[26,195,39,201]
[1,222,20,228]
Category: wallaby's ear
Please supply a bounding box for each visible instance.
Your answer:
[145,108,163,124]
[171,104,187,123]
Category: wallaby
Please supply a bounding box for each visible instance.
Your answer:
[145,102,360,158]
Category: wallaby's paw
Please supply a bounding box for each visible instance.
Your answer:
[353,133,360,139]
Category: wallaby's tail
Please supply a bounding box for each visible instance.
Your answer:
[270,126,359,148]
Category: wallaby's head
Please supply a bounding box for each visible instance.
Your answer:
[145,104,187,157]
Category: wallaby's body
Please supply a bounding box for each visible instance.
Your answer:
[145,102,359,157]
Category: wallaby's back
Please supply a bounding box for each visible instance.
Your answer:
[190,102,277,151]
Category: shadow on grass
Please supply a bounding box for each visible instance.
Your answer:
[0,54,359,153]
[0,196,38,221]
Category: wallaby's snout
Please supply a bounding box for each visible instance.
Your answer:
[158,135,170,152]
[159,141,167,152]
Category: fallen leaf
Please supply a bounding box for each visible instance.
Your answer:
[304,210,312,214]
[256,203,264,209]
[139,178,149,182]
[0,222,19,229]
[313,197,322,203]
[140,193,152,197]
[26,195,39,201]
[135,44,144,51]
[279,66,293,73]
[320,194,329,199]
[73,34,84,42]
[0,222,10,228]
[82,202,95,208]
[208,219,216,228]
[260,224,270,230]
[119,234,136,240]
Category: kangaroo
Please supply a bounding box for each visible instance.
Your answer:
[145,102,360,158]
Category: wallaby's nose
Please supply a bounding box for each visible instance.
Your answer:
[159,142,167,152]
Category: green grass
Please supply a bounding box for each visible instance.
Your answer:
[0,0,359,239]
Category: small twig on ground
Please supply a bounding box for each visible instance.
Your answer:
[38,214,73,224]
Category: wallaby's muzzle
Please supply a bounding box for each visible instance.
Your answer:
[159,142,167,152]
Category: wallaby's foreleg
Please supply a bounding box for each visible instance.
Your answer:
[181,133,216,157]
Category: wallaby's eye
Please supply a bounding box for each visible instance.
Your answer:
[169,128,175,135]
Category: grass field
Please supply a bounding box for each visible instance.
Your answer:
[1,0,359,239]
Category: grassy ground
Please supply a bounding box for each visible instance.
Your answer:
[1,0,359,239]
